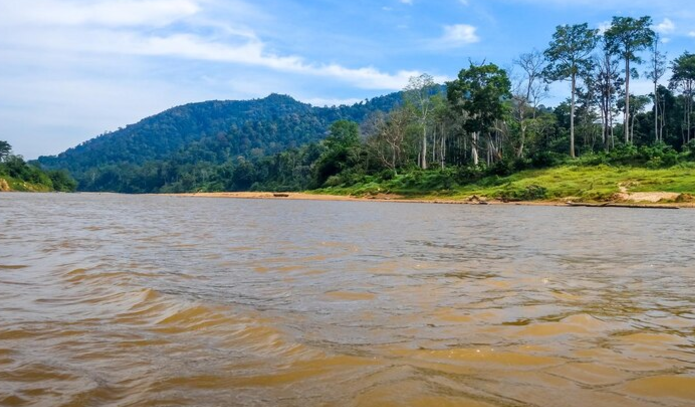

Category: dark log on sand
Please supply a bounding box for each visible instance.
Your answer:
[566,202,679,210]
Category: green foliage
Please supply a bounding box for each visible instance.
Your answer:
[313,120,361,187]
[543,23,599,81]
[48,170,78,192]
[447,62,512,135]
[604,16,655,65]
[0,140,11,162]
[324,120,360,150]
[498,184,548,202]
[670,52,695,88]
[575,143,685,167]
[0,140,77,192]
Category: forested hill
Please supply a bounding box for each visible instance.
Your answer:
[37,92,402,188]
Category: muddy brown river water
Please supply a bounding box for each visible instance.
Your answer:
[1,193,694,406]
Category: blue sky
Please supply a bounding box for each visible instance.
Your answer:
[1,0,694,158]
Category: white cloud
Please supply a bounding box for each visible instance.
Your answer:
[0,0,200,27]
[6,27,423,90]
[399,0,414,4]
[439,24,480,46]
[689,31,695,37]
[0,0,428,91]
[654,18,676,34]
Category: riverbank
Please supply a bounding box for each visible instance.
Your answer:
[0,176,53,192]
[161,191,695,209]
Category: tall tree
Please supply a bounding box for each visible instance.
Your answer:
[592,44,623,151]
[365,109,412,174]
[313,120,361,186]
[0,140,11,162]
[543,23,599,158]
[404,74,437,170]
[646,33,667,143]
[628,94,651,143]
[513,50,547,158]
[604,16,656,144]
[669,52,695,144]
[447,62,512,166]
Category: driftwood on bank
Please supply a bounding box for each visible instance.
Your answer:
[566,201,679,210]
[468,195,489,205]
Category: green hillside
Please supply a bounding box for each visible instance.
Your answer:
[37,93,402,192]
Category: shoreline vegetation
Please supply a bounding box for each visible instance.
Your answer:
[160,162,695,208]
[0,140,77,193]
[159,166,695,209]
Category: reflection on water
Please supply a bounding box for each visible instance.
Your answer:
[1,193,694,406]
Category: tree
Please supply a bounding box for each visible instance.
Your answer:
[628,94,651,143]
[366,108,412,174]
[314,120,361,186]
[0,140,11,162]
[592,43,623,151]
[513,50,547,158]
[669,52,695,144]
[447,62,512,166]
[404,74,437,169]
[543,23,599,158]
[646,33,667,143]
[604,16,656,144]
[324,120,360,150]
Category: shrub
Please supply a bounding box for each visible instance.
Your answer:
[497,184,548,201]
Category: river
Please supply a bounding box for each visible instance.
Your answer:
[1,193,694,406]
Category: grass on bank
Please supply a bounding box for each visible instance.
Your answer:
[314,163,695,202]
[0,176,54,192]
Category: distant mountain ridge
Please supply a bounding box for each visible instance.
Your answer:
[37,92,403,187]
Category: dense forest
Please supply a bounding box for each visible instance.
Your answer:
[37,93,403,192]
[38,16,695,196]
[0,141,76,192]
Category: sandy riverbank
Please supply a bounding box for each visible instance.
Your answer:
[160,191,695,209]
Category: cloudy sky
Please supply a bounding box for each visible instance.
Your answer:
[1,0,694,158]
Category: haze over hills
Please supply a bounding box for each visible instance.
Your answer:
[37,92,403,191]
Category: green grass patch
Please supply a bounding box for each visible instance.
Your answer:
[312,164,695,202]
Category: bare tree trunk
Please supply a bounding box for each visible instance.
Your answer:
[688,84,693,143]
[610,107,615,150]
[471,132,479,166]
[660,98,666,142]
[684,95,688,145]
[570,73,576,158]
[625,59,631,144]
[421,126,427,169]
[654,82,659,143]
[440,124,446,170]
